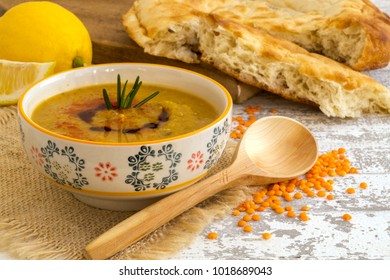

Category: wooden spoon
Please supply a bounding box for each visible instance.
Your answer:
[84,116,318,259]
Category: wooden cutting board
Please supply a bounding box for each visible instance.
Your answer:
[0,0,259,103]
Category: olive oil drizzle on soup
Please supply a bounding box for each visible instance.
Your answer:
[32,84,219,143]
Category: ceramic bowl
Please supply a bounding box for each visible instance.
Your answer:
[17,63,232,211]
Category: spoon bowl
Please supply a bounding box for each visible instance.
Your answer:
[84,116,318,259]
[239,116,318,180]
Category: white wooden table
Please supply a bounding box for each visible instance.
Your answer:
[1,0,390,261]
[175,92,390,260]
[174,0,390,260]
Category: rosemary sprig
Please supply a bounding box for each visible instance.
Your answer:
[103,74,160,110]
[102,89,113,109]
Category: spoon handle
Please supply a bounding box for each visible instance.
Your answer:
[83,168,238,260]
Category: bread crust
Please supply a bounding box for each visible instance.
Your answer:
[122,0,390,117]
[199,14,390,117]
[210,0,390,71]
[123,0,390,70]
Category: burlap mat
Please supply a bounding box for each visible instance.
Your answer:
[0,106,250,260]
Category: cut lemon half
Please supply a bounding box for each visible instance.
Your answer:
[0,59,56,106]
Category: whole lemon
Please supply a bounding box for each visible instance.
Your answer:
[0,1,92,73]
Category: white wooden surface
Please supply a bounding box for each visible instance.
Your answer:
[1,0,390,260]
[175,93,390,260]
[173,0,390,260]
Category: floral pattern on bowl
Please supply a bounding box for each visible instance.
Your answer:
[125,144,181,191]
[27,116,230,195]
[41,140,88,189]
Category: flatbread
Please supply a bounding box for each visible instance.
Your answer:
[122,0,390,117]
[199,13,390,117]
[123,0,390,70]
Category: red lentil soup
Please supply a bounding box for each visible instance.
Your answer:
[31,83,218,143]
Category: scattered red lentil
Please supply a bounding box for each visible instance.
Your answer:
[338,147,346,154]
[230,112,254,139]
[346,188,356,194]
[252,214,261,221]
[342,213,352,221]
[262,232,272,240]
[274,206,285,214]
[287,210,296,218]
[243,225,253,232]
[283,193,293,201]
[349,167,359,174]
[317,190,326,197]
[245,105,262,114]
[299,212,310,222]
[230,105,268,139]
[207,232,218,240]
[224,148,362,241]
[243,214,252,222]
[326,194,335,200]
[237,220,246,227]
[293,192,303,199]
[261,201,270,207]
